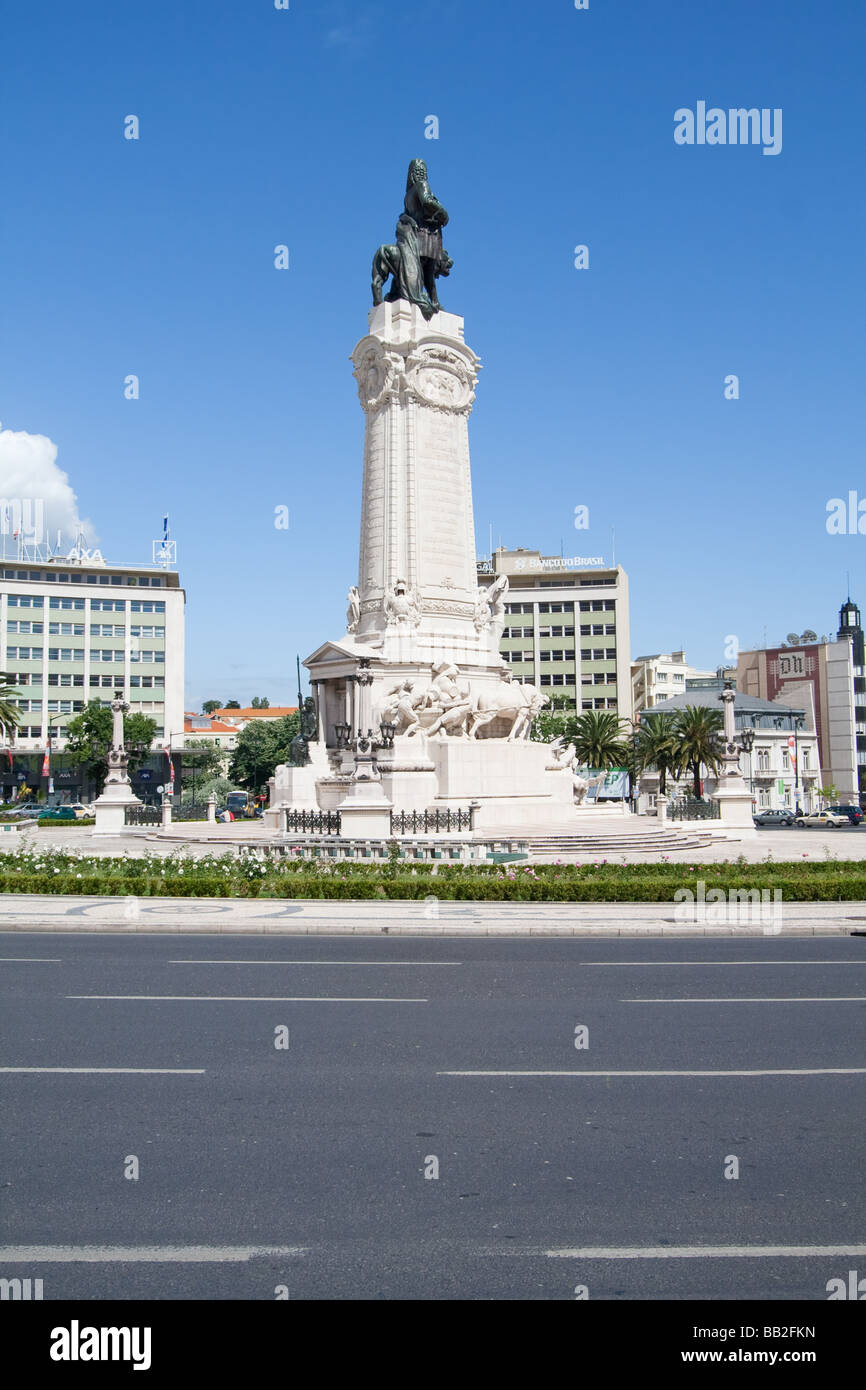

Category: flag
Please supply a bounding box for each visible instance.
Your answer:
[5,748,12,770]
[41,750,50,778]
[163,515,169,540]
[787,734,797,771]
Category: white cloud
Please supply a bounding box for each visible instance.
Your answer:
[0,423,93,551]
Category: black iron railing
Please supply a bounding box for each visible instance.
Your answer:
[124,805,161,826]
[284,809,342,835]
[668,799,720,821]
[172,806,209,822]
[390,808,473,834]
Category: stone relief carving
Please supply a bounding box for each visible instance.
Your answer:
[353,339,477,417]
[376,663,548,743]
[384,577,422,628]
[353,343,397,413]
[346,585,361,633]
[473,572,509,638]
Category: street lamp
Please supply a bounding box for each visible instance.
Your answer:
[738,726,756,805]
[791,715,805,813]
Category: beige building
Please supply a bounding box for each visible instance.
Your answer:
[632,650,716,713]
[477,548,632,718]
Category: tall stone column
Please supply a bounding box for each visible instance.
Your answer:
[351,299,486,663]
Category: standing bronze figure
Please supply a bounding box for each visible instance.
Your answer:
[371,159,453,320]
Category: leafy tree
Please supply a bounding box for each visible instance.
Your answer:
[673,705,723,799]
[636,711,680,795]
[180,739,225,794]
[228,713,300,793]
[570,710,627,771]
[201,699,222,715]
[65,701,158,795]
[250,696,270,709]
[181,775,232,808]
[224,700,241,710]
[0,671,22,740]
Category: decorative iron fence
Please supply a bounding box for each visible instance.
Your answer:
[124,805,161,826]
[284,809,342,835]
[668,799,720,821]
[390,808,473,834]
[172,806,209,822]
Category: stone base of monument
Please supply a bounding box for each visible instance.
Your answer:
[712,784,758,838]
[264,746,332,828]
[334,778,393,839]
[308,737,576,832]
[93,782,142,835]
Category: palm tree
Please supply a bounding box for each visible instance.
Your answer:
[673,704,723,799]
[571,710,627,770]
[636,711,679,795]
[0,671,21,741]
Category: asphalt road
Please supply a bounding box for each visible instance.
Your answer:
[1,930,865,1300]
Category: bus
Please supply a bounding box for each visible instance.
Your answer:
[225,790,252,818]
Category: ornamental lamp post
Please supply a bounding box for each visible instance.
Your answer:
[738,726,756,804]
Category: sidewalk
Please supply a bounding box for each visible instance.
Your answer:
[0,894,860,935]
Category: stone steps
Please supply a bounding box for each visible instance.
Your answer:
[484,826,716,853]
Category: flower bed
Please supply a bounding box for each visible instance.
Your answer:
[0,846,865,901]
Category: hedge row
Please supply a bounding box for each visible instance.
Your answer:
[2,869,866,901]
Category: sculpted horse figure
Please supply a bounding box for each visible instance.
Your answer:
[468,678,548,741]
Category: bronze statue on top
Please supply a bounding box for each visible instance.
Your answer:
[371,159,453,320]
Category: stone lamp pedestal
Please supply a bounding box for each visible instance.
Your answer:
[712,684,757,838]
[93,694,143,836]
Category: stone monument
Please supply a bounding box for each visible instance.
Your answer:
[711,682,758,838]
[279,161,578,831]
[93,693,143,835]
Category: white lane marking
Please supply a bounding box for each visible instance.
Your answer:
[580,960,866,966]
[0,957,61,962]
[0,1245,305,1263]
[0,1067,204,1075]
[168,959,461,966]
[67,995,428,1003]
[544,1244,866,1260]
[624,997,866,1003]
[438,1068,866,1077]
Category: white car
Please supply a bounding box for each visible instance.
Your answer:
[794,810,849,828]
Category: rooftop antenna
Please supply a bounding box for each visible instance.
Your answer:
[611,527,616,568]
[489,522,493,562]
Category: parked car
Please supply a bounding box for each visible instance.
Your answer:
[794,809,850,828]
[753,809,795,827]
[37,807,78,822]
[65,803,93,820]
[7,801,42,817]
[829,804,864,825]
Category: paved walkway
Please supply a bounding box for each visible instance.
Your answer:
[0,894,861,935]
[16,823,866,864]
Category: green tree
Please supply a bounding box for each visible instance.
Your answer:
[250,696,270,709]
[65,701,157,795]
[571,710,627,770]
[636,711,680,795]
[0,671,22,740]
[673,704,723,799]
[201,699,222,715]
[224,700,241,710]
[228,713,300,794]
[180,740,225,800]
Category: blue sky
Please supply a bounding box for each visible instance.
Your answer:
[2,0,864,707]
